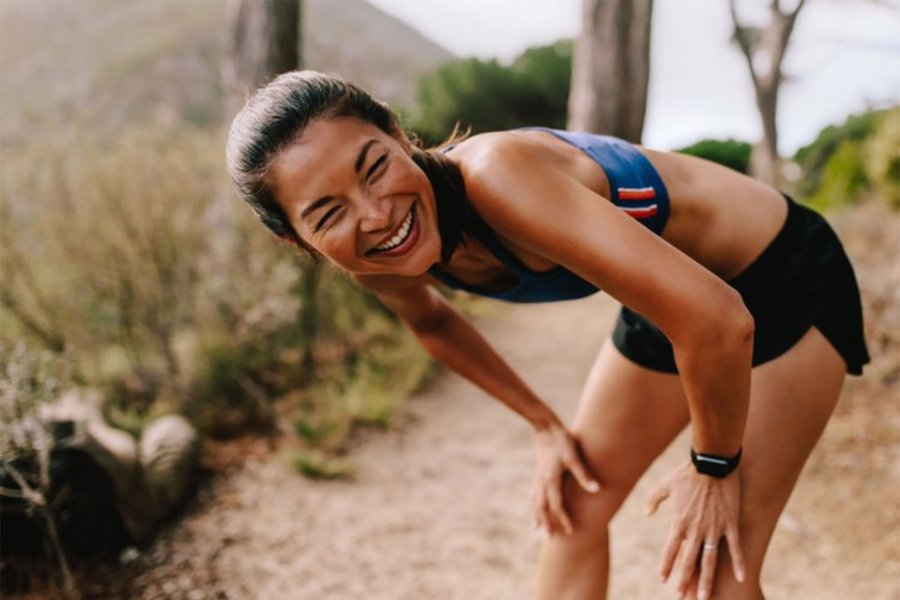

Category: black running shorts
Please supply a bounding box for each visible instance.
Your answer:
[612,194,870,375]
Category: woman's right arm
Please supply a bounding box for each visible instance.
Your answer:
[356,274,558,429]
[355,273,601,534]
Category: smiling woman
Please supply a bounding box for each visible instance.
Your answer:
[225,70,869,600]
[266,117,442,276]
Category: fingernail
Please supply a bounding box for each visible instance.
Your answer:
[698,591,708,600]
[586,481,600,493]
[738,569,746,583]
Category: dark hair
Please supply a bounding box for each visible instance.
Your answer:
[225,70,473,264]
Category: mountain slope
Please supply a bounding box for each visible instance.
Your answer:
[0,0,453,143]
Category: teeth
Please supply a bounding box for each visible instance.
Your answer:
[374,208,414,252]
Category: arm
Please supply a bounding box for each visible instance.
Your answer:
[355,274,560,430]
[460,142,753,457]
[355,273,601,533]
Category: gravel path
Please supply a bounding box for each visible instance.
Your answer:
[104,272,898,600]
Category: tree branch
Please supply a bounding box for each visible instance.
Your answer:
[728,0,762,90]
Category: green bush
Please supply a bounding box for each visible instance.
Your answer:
[676,139,752,173]
[794,107,899,210]
[794,107,894,200]
[804,139,871,211]
[864,109,900,210]
[415,40,572,143]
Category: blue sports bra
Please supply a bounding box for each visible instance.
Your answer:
[427,127,671,303]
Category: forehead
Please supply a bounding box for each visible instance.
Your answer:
[270,117,390,209]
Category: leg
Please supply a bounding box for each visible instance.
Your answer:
[534,339,690,600]
[695,327,846,599]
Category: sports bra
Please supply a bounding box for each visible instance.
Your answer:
[427,127,671,303]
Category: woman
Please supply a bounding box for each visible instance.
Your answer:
[226,71,868,600]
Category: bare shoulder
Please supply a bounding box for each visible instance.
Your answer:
[448,129,557,174]
[448,130,584,227]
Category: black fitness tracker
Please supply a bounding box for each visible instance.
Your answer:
[690,447,742,479]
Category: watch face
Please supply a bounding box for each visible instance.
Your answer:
[691,449,741,478]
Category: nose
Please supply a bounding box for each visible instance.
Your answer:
[358,195,393,233]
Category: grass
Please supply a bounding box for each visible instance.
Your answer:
[286,449,354,481]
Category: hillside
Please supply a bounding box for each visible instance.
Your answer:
[0,0,453,144]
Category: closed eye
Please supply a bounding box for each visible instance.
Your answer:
[366,154,388,181]
[315,205,341,232]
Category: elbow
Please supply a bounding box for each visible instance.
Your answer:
[672,286,753,350]
[710,287,754,347]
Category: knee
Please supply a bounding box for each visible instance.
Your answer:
[561,470,631,539]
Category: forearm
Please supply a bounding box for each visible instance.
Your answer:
[672,308,754,457]
[407,305,561,431]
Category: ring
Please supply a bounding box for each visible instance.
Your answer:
[703,542,717,551]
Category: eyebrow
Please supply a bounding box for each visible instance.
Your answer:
[299,138,379,220]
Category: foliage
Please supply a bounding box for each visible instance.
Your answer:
[0,342,77,594]
[676,139,752,173]
[795,107,900,211]
[793,108,892,199]
[287,449,354,480]
[289,312,435,452]
[863,109,900,210]
[0,342,70,462]
[414,40,572,143]
[0,122,434,448]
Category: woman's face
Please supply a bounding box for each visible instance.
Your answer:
[270,116,442,276]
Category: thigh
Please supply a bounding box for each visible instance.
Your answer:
[708,326,846,598]
[534,339,691,599]
[565,338,691,525]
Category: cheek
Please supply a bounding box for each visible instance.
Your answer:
[316,227,358,263]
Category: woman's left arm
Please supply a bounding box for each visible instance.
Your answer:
[462,140,750,597]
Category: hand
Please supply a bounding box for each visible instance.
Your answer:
[531,421,600,536]
[646,461,747,600]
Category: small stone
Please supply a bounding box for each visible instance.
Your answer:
[119,546,141,565]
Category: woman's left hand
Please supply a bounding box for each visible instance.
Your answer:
[645,461,747,600]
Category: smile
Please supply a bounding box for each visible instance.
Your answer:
[368,204,419,256]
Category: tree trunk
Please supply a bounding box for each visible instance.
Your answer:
[567,0,654,142]
[729,0,807,186]
[222,0,302,114]
[215,0,303,272]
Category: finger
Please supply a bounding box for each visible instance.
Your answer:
[542,499,558,536]
[535,486,556,537]
[645,483,670,516]
[659,517,686,582]
[531,485,548,534]
[546,480,574,535]
[674,534,701,597]
[565,456,600,494]
[697,538,719,600]
[725,523,747,583]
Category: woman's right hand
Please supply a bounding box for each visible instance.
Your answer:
[531,421,601,536]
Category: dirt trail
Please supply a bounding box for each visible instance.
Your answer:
[109,256,897,600]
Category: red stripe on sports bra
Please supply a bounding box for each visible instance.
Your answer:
[622,204,658,219]
[617,187,656,200]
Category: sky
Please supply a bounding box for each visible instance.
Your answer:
[367,0,900,153]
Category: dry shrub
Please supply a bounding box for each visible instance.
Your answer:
[1,122,433,443]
